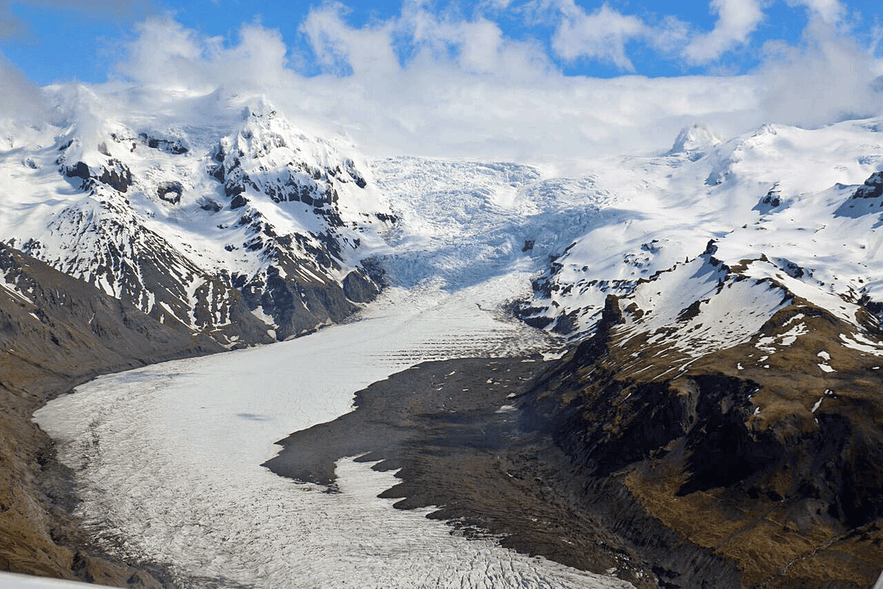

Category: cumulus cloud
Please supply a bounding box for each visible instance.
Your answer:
[300,3,399,77]
[530,0,687,73]
[104,11,762,169]
[27,2,883,172]
[683,0,765,64]
[550,2,649,71]
[114,16,294,95]
[784,0,845,24]
[758,20,882,127]
[401,4,553,78]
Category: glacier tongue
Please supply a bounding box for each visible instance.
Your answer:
[33,276,632,589]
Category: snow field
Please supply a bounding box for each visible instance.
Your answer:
[561,123,882,336]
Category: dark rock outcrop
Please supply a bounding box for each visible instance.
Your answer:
[138,133,188,155]
[852,171,883,199]
[156,181,183,204]
[229,193,248,209]
[240,264,359,339]
[198,198,222,212]
[97,160,133,193]
[753,185,782,214]
[342,268,381,304]
[63,161,90,181]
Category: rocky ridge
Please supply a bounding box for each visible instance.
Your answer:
[502,121,883,586]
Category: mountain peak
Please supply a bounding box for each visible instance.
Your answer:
[668,123,722,155]
[243,97,279,121]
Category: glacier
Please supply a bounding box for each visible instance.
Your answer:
[34,277,630,589]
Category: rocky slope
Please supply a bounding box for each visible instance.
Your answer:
[518,249,883,585]
[0,242,221,586]
[499,121,883,586]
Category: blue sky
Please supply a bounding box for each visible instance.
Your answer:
[1,0,880,85]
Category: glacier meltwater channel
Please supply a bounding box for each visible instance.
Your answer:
[34,274,632,589]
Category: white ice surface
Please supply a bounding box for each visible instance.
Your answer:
[0,573,111,589]
[34,275,630,589]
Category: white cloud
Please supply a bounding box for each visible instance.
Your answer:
[398,4,553,78]
[527,0,688,72]
[29,4,883,174]
[0,51,48,122]
[683,0,765,64]
[550,1,649,71]
[114,17,206,88]
[300,3,400,77]
[784,0,845,24]
[115,16,294,95]
[757,20,882,127]
[102,13,762,170]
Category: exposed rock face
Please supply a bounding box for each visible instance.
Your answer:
[97,160,133,193]
[0,243,222,586]
[11,193,276,348]
[138,132,188,155]
[341,266,382,304]
[753,185,782,214]
[237,263,366,339]
[852,171,883,199]
[156,181,183,203]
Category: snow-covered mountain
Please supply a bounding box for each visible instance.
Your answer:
[521,118,883,339]
[10,89,882,357]
[506,119,883,587]
[0,94,393,345]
